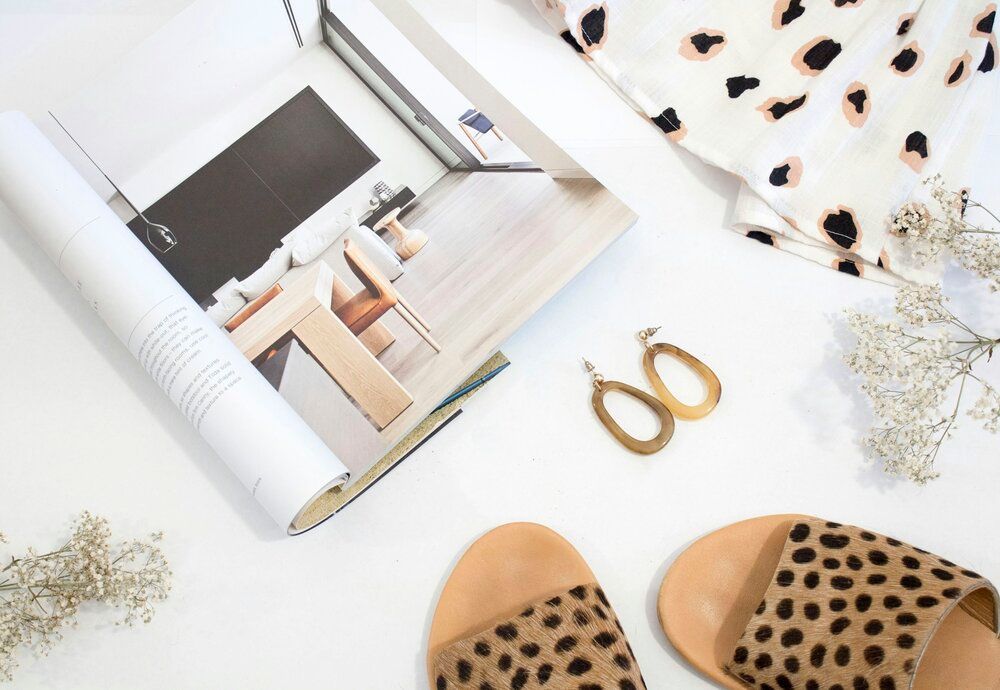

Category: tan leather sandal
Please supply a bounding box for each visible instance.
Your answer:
[658,514,1000,689]
[428,523,646,689]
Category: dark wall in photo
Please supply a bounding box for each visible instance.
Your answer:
[128,86,379,304]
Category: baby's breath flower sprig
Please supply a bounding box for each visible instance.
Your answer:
[845,284,999,483]
[0,512,171,682]
[890,175,1000,291]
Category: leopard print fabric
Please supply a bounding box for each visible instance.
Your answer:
[726,518,999,689]
[432,583,646,690]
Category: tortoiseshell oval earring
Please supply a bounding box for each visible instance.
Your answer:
[637,327,721,420]
[583,358,674,454]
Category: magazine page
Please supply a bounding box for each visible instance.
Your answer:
[0,111,349,535]
[32,0,636,530]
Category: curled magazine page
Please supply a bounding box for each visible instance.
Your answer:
[0,112,349,535]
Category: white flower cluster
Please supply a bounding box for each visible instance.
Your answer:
[889,176,1000,291]
[844,283,998,484]
[0,512,171,682]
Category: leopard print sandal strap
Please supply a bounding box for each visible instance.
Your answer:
[725,518,999,689]
[432,583,646,690]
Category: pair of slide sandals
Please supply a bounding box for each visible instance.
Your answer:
[428,516,1000,689]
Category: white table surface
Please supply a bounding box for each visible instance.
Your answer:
[2,2,999,688]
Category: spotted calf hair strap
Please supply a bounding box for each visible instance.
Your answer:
[433,583,646,690]
[725,518,999,690]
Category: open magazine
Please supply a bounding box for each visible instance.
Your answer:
[0,0,636,535]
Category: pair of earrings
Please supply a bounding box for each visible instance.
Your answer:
[584,328,721,455]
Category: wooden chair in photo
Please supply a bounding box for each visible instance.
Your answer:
[457,108,503,160]
[336,239,442,353]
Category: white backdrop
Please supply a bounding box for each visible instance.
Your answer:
[1,1,999,688]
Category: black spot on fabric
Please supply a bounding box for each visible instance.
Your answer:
[613,653,631,671]
[917,596,939,608]
[931,568,954,581]
[560,30,584,53]
[457,660,473,681]
[546,596,562,607]
[770,164,792,186]
[833,0,860,5]
[846,88,868,114]
[826,522,842,528]
[824,558,842,570]
[757,600,767,615]
[856,594,873,612]
[898,18,913,35]
[855,679,870,690]
[948,60,966,85]
[821,534,851,549]
[877,255,886,269]
[755,653,774,670]
[963,569,983,578]
[569,585,587,600]
[520,642,541,658]
[437,675,447,690]
[804,39,842,71]
[734,646,750,664]
[880,678,897,690]
[902,556,921,570]
[727,75,761,98]
[573,609,591,626]
[869,550,889,566]
[782,629,804,647]
[779,0,806,25]
[860,531,877,542]
[886,538,902,547]
[869,574,887,585]
[537,664,553,684]
[520,608,534,618]
[496,624,518,640]
[805,603,821,619]
[595,588,609,607]
[777,674,795,690]
[891,48,920,72]
[793,547,817,563]
[811,644,827,667]
[838,260,860,279]
[835,645,851,666]
[896,613,918,626]
[777,599,794,620]
[980,41,996,73]
[555,635,578,653]
[475,642,492,657]
[790,523,811,542]
[777,569,795,586]
[691,32,725,54]
[831,576,854,590]
[543,614,562,628]
[977,9,996,34]
[830,598,848,612]
[592,605,607,620]
[511,668,529,690]
[822,210,860,249]
[566,657,592,675]
[807,682,820,690]
[943,587,962,599]
[652,108,682,134]
[768,94,808,119]
[804,572,820,589]
[883,595,903,609]
[847,556,864,571]
[897,633,916,649]
[831,617,851,634]
[499,654,513,671]
[579,6,607,48]
[620,682,637,690]
[785,657,800,673]
[865,620,884,635]
[593,632,617,648]
[756,625,774,642]
[864,646,886,666]
[900,575,922,590]
[939,558,956,567]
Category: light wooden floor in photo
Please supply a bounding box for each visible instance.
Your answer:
[370,171,636,445]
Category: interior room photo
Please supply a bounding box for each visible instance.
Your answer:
[48,0,635,522]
